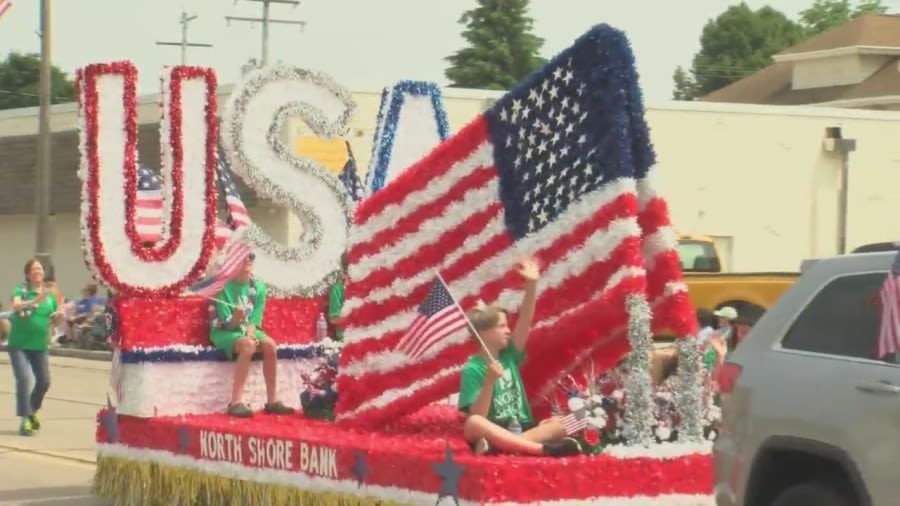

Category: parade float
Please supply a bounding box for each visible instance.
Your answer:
[89,24,715,505]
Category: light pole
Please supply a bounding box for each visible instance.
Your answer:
[823,126,857,255]
[155,11,213,65]
[35,0,53,273]
[226,0,306,67]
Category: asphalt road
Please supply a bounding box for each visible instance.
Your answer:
[0,356,108,505]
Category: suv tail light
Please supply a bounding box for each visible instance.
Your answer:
[717,362,743,394]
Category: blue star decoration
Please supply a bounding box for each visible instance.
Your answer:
[351,451,368,488]
[98,394,119,443]
[432,443,463,506]
[177,426,190,453]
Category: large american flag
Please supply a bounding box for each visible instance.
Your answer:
[135,164,163,244]
[396,277,468,361]
[334,25,695,426]
[877,249,900,358]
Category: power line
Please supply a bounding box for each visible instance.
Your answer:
[226,0,306,67]
[155,10,213,65]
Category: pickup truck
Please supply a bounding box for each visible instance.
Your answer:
[676,234,798,318]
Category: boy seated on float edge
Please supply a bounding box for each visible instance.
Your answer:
[457,257,582,457]
[209,252,295,418]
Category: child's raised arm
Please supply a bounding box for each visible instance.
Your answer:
[510,257,540,352]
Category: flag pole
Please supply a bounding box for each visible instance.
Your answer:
[435,272,495,362]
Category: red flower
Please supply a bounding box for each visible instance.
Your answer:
[583,428,600,446]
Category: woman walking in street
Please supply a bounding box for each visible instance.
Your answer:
[7,258,61,436]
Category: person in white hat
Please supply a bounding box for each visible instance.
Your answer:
[712,306,738,342]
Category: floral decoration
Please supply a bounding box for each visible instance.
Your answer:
[299,351,340,420]
[552,355,721,454]
[113,296,324,350]
[219,65,355,298]
[77,61,218,297]
[95,404,713,505]
[365,80,451,193]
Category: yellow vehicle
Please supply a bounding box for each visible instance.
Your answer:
[676,234,798,318]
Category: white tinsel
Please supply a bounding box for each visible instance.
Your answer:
[675,336,704,442]
[622,294,655,447]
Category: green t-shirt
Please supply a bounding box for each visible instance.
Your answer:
[457,345,532,426]
[7,283,57,351]
[212,279,266,330]
[327,279,344,341]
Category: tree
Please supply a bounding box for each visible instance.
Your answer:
[798,0,888,36]
[0,52,75,111]
[445,0,547,90]
[672,3,804,100]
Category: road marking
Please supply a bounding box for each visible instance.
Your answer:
[0,444,96,467]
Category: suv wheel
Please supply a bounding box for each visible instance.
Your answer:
[771,481,851,506]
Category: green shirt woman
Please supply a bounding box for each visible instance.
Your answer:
[7,259,58,436]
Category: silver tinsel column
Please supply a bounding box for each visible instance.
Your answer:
[675,336,704,442]
[622,294,655,447]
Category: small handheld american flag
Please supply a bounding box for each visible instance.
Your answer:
[187,238,253,299]
[560,407,588,436]
[396,276,469,361]
[876,249,900,358]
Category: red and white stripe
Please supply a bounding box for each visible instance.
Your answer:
[560,411,588,435]
[136,185,163,243]
[0,1,11,21]
[396,305,468,361]
[877,274,900,358]
[214,220,233,249]
[226,195,251,229]
[335,118,658,426]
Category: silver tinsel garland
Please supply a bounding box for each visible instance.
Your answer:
[675,336,704,442]
[622,294,655,447]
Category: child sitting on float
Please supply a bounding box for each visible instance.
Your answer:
[457,257,582,457]
[209,252,295,418]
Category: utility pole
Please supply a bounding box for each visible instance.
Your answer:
[226,0,306,67]
[35,0,53,273]
[155,11,213,65]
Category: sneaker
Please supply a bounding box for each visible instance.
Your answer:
[29,412,41,430]
[226,403,253,418]
[542,437,582,457]
[263,401,295,415]
[19,418,34,436]
[472,438,491,455]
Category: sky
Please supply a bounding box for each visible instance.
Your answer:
[0,0,897,102]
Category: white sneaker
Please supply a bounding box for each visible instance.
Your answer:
[472,438,491,455]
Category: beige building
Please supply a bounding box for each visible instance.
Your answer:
[704,14,900,109]
[0,86,899,298]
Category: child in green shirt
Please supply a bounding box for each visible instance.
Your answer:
[209,253,295,418]
[457,257,582,457]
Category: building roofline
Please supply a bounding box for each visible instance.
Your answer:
[652,99,900,121]
[773,45,900,63]
[812,94,900,108]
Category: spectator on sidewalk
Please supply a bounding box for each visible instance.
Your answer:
[7,258,64,436]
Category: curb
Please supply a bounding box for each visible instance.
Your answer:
[0,345,111,362]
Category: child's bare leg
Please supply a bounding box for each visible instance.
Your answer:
[522,417,567,444]
[463,415,543,456]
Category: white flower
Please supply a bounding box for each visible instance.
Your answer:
[592,407,605,417]
[612,389,624,402]
[567,397,585,412]
[590,394,604,405]
[656,424,672,441]
[707,429,718,441]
